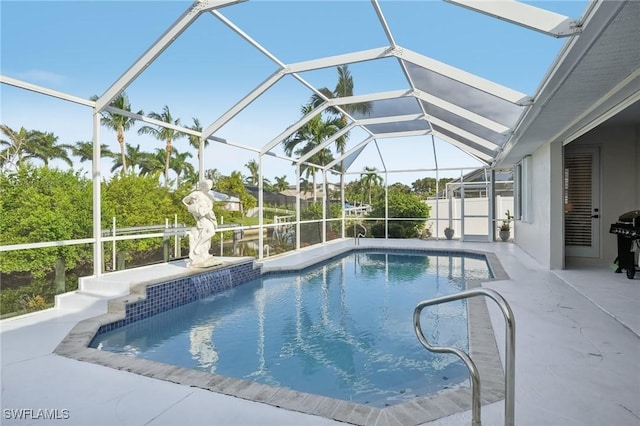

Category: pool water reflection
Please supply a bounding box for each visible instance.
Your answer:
[91,251,492,408]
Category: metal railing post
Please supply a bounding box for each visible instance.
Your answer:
[414,288,515,426]
[112,217,116,271]
[174,214,179,258]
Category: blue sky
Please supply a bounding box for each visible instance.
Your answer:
[1,0,589,186]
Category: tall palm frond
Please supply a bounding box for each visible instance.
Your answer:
[309,65,372,188]
[70,141,113,163]
[186,117,209,160]
[169,148,194,187]
[205,168,222,188]
[245,159,259,185]
[283,104,339,202]
[137,105,185,187]
[108,144,146,175]
[137,148,166,177]
[27,131,73,167]
[93,92,142,175]
[0,125,41,171]
[299,178,312,194]
[274,175,289,192]
[360,166,383,205]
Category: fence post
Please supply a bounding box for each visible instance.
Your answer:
[112,217,116,271]
[174,214,179,258]
[163,218,170,261]
[116,251,125,270]
[55,257,65,293]
[163,238,170,262]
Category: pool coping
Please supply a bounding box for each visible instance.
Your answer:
[54,247,509,426]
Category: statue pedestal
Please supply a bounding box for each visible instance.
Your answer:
[188,256,223,268]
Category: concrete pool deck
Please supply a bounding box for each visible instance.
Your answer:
[1,238,639,425]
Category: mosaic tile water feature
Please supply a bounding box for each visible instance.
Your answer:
[94,260,259,335]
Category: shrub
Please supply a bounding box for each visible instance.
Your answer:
[368,190,430,238]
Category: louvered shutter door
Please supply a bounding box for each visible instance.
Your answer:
[565,153,592,246]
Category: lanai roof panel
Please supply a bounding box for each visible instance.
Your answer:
[403,61,526,127]
[350,96,422,120]
[2,0,611,179]
[364,120,430,136]
[420,100,510,148]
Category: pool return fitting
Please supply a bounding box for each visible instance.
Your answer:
[414,288,515,426]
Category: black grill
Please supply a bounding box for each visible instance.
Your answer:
[609,210,640,279]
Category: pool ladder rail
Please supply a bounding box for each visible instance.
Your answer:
[354,222,367,245]
[413,288,516,426]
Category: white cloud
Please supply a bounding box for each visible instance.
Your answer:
[17,69,67,86]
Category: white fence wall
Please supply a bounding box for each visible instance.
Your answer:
[425,196,514,239]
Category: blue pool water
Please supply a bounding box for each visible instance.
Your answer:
[92,251,492,407]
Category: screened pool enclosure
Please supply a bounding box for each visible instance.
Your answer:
[1,0,590,314]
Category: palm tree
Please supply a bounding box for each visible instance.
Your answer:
[70,141,112,164]
[0,125,41,171]
[186,117,209,160]
[283,104,339,202]
[27,131,73,168]
[123,144,148,175]
[245,159,259,185]
[1,127,73,169]
[274,175,289,192]
[298,142,334,202]
[169,147,194,187]
[137,105,185,187]
[360,166,383,205]
[94,92,142,175]
[137,148,166,178]
[109,155,126,175]
[262,178,276,192]
[310,65,372,186]
[181,168,199,188]
[205,168,222,188]
[299,178,313,196]
[107,143,142,175]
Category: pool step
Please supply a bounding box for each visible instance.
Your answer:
[54,291,110,312]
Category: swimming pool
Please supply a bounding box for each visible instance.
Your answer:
[90,251,492,408]
[58,243,508,426]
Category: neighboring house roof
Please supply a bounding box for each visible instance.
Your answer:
[244,185,309,208]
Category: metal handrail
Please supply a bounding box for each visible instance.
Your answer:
[413,288,516,426]
[354,222,367,245]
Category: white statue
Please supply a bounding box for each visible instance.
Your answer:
[182,179,222,267]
